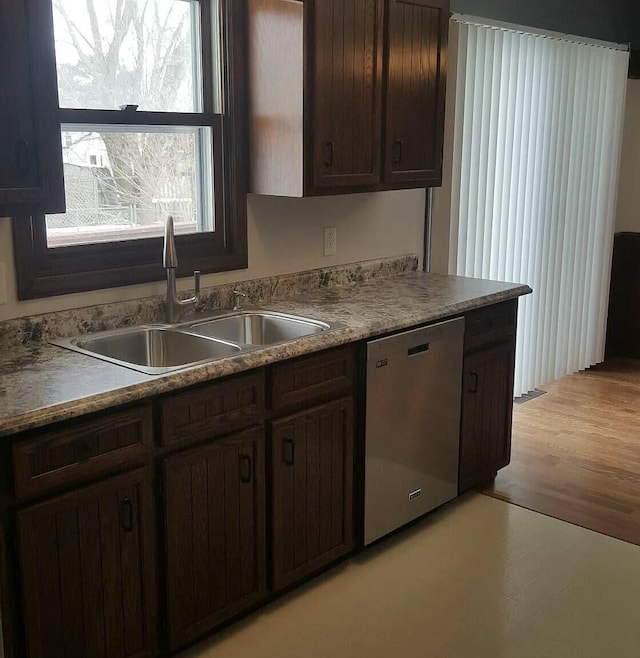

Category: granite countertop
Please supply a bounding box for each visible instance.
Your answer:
[0,272,531,437]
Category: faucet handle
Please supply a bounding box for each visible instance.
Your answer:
[233,289,247,311]
[194,270,201,296]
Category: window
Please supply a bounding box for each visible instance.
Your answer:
[13,0,247,300]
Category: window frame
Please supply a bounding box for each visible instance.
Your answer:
[12,0,248,300]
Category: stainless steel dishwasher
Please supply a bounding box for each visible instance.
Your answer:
[364,317,465,545]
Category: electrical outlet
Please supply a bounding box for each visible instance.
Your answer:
[0,263,6,305]
[324,227,337,256]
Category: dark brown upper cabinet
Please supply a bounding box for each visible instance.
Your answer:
[384,0,449,187]
[311,0,384,192]
[0,0,65,215]
[248,0,449,197]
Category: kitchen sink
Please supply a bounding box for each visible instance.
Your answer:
[184,312,330,346]
[51,311,333,375]
[54,326,241,375]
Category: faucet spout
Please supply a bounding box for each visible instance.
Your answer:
[163,216,201,323]
[163,215,179,269]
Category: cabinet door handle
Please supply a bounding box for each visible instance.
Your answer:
[122,498,134,532]
[283,439,295,466]
[323,141,334,167]
[15,139,30,176]
[469,372,479,394]
[239,454,253,483]
[393,140,403,164]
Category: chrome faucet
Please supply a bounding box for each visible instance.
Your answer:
[163,216,201,324]
[232,289,247,311]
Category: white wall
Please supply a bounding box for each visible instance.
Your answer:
[0,189,425,321]
[615,79,640,233]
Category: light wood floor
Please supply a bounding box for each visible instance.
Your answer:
[484,358,640,546]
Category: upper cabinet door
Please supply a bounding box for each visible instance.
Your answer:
[0,0,64,215]
[310,0,384,191]
[384,0,449,187]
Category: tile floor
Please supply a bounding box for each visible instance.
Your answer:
[184,495,640,658]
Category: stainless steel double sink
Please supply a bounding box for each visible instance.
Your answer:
[52,311,332,375]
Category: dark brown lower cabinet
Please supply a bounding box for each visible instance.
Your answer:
[606,232,640,358]
[17,468,157,658]
[163,428,266,651]
[270,398,354,592]
[459,340,516,493]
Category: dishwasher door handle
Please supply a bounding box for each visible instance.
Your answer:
[408,342,430,357]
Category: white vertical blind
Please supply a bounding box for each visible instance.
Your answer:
[449,18,629,396]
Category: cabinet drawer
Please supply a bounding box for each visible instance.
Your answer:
[269,347,354,414]
[13,404,153,501]
[464,300,517,351]
[160,372,265,448]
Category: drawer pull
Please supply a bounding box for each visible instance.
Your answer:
[239,455,253,483]
[469,372,479,394]
[283,439,295,466]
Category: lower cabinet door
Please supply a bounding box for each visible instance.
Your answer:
[17,468,157,658]
[163,428,266,650]
[459,339,516,492]
[271,398,354,592]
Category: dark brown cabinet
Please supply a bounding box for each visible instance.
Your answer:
[270,346,355,414]
[159,372,265,449]
[0,0,64,214]
[270,398,354,591]
[17,468,157,658]
[248,0,449,196]
[311,0,384,191]
[606,232,640,358]
[12,404,153,501]
[459,302,517,493]
[163,429,267,651]
[384,0,448,186]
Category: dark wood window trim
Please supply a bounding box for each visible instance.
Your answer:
[12,0,248,301]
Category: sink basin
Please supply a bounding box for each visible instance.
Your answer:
[185,312,330,346]
[56,327,241,375]
[52,311,333,374]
